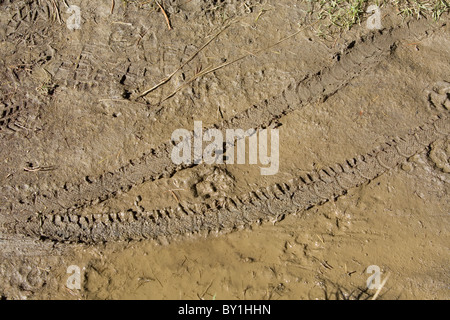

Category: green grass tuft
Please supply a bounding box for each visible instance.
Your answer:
[303,0,449,38]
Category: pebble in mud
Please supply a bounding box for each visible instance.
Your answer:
[428,139,450,173]
[401,161,414,172]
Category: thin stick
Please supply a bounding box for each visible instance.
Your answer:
[111,21,133,26]
[51,0,62,24]
[111,0,115,14]
[162,60,246,101]
[98,98,147,106]
[372,273,390,300]
[137,23,231,98]
[162,22,317,102]
[166,189,180,203]
[24,166,56,172]
[156,1,172,30]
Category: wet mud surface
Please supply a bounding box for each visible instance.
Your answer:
[0,0,449,299]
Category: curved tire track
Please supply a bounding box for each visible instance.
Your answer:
[11,111,449,243]
[3,21,441,217]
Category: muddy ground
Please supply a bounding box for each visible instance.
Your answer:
[0,0,449,299]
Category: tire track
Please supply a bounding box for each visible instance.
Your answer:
[13,110,449,243]
[2,22,435,217]
[2,21,446,219]
[0,103,20,132]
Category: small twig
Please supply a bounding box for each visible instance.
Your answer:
[51,0,62,24]
[24,165,56,172]
[161,21,318,102]
[166,189,184,203]
[255,8,270,23]
[112,21,133,26]
[99,98,147,106]
[137,23,231,98]
[138,77,172,98]
[111,0,115,14]
[156,0,172,30]
[13,122,31,131]
[198,280,213,300]
[372,273,390,300]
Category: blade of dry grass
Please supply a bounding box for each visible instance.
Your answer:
[137,23,231,98]
[372,273,390,300]
[156,0,172,30]
[161,20,318,102]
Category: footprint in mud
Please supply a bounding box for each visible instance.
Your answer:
[426,81,450,173]
[0,103,20,132]
[0,260,48,299]
[429,139,450,173]
[2,0,55,44]
[193,166,236,200]
[427,80,450,110]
